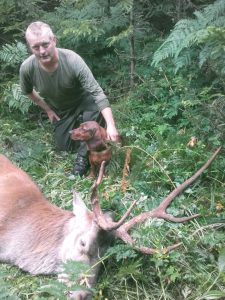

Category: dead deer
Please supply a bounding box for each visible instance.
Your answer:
[0,147,221,299]
[0,154,112,299]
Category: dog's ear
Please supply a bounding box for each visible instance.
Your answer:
[90,128,97,137]
[100,127,107,140]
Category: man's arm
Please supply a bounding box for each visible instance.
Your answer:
[27,90,60,123]
[72,54,120,140]
[101,107,120,141]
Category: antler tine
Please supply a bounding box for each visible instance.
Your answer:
[113,147,221,254]
[156,146,221,212]
[91,186,137,231]
[91,161,137,231]
[93,160,106,188]
[115,226,183,254]
[120,147,221,233]
[137,242,183,255]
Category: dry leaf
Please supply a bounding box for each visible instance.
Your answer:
[187,136,198,147]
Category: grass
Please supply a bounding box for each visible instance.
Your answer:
[0,104,225,299]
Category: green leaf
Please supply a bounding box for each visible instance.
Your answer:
[218,248,225,273]
[198,290,225,299]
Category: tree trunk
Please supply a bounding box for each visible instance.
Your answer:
[130,1,135,88]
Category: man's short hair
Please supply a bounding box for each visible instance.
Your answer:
[25,21,54,41]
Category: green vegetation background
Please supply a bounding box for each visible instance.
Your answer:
[0,1,225,299]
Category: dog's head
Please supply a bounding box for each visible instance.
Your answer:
[70,121,100,141]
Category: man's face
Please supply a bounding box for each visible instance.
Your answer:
[27,32,57,64]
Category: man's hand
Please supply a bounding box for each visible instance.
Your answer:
[101,107,121,142]
[46,109,60,123]
[106,123,120,142]
[28,90,60,123]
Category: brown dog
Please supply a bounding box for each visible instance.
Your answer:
[70,121,111,177]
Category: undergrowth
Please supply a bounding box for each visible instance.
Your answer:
[0,70,225,299]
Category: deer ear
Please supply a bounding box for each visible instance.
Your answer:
[72,190,89,215]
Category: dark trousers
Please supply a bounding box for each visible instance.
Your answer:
[53,110,105,157]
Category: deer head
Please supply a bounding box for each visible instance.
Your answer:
[0,154,112,299]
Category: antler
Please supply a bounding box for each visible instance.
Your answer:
[91,147,221,254]
[91,162,137,231]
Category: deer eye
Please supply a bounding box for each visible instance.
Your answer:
[80,239,86,247]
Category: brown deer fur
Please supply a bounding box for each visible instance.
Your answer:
[0,154,111,299]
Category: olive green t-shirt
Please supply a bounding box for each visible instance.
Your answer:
[19,48,110,115]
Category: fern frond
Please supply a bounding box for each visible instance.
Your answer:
[152,0,225,71]
[199,45,211,68]
[193,0,225,24]
[174,50,192,74]
[107,26,133,47]
[54,0,106,42]
[116,0,133,13]
[0,41,28,66]
[3,83,33,114]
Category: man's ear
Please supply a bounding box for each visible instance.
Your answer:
[26,42,32,54]
[52,35,57,45]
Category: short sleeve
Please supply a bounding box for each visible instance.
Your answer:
[19,60,33,95]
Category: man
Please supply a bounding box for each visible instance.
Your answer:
[20,21,120,176]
